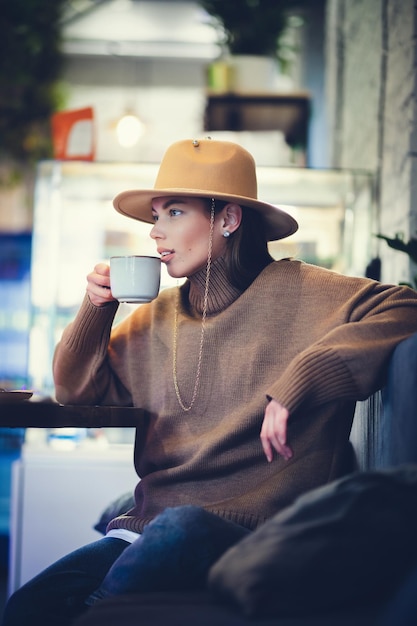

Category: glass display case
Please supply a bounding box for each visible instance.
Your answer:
[0,233,32,390]
[29,160,375,397]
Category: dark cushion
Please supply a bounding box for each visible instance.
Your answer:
[208,465,417,619]
[73,592,377,626]
[94,491,135,535]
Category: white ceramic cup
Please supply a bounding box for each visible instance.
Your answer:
[110,255,161,303]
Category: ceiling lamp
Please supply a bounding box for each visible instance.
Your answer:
[116,112,145,147]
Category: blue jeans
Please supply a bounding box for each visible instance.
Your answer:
[2,506,249,626]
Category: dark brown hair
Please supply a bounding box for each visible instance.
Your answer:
[206,198,274,291]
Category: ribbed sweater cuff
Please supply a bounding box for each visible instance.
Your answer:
[107,515,152,534]
[267,346,358,413]
[61,294,119,354]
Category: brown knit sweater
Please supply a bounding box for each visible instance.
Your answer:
[53,258,417,531]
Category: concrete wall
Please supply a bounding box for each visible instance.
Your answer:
[326,0,417,285]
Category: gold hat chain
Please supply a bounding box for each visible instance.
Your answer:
[172,200,215,411]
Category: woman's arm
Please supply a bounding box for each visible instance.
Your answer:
[53,264,131,406]
[260,280,417,462]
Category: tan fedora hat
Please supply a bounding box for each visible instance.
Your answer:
[113,138,298,241]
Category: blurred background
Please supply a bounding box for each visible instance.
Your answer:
[0,0,416,606]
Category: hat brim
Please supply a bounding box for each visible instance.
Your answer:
[113,188,298,242]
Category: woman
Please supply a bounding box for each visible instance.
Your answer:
[4,138,417,626]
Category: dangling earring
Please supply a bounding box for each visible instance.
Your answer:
[223,230,230,238]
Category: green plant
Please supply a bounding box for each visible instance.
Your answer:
[0,0,67,179]
[199,0,308,61]
[375,232,417,289]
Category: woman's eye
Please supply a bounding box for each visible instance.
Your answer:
[170,209,182,217]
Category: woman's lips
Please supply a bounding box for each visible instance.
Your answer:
[159,250,174,263]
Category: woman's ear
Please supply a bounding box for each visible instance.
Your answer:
[223,203,242,234]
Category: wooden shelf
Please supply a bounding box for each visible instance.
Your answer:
[204,92,310,148]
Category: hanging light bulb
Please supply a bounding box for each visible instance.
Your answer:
[116,113,145,147]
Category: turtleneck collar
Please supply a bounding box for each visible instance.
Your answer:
[186,256,243,316]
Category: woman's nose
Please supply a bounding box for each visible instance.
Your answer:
[150,223,162,240]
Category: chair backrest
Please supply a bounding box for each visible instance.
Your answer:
[350,332,417,471]
[350,390,383,471]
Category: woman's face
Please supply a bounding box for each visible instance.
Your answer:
[150,196,228,278]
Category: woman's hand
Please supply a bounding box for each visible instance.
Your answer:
[86,263,116,307]
[260,398,293,462]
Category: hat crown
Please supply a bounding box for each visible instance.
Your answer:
[154,139,258,200]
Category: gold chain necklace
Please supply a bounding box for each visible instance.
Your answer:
[172,202,215,411]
